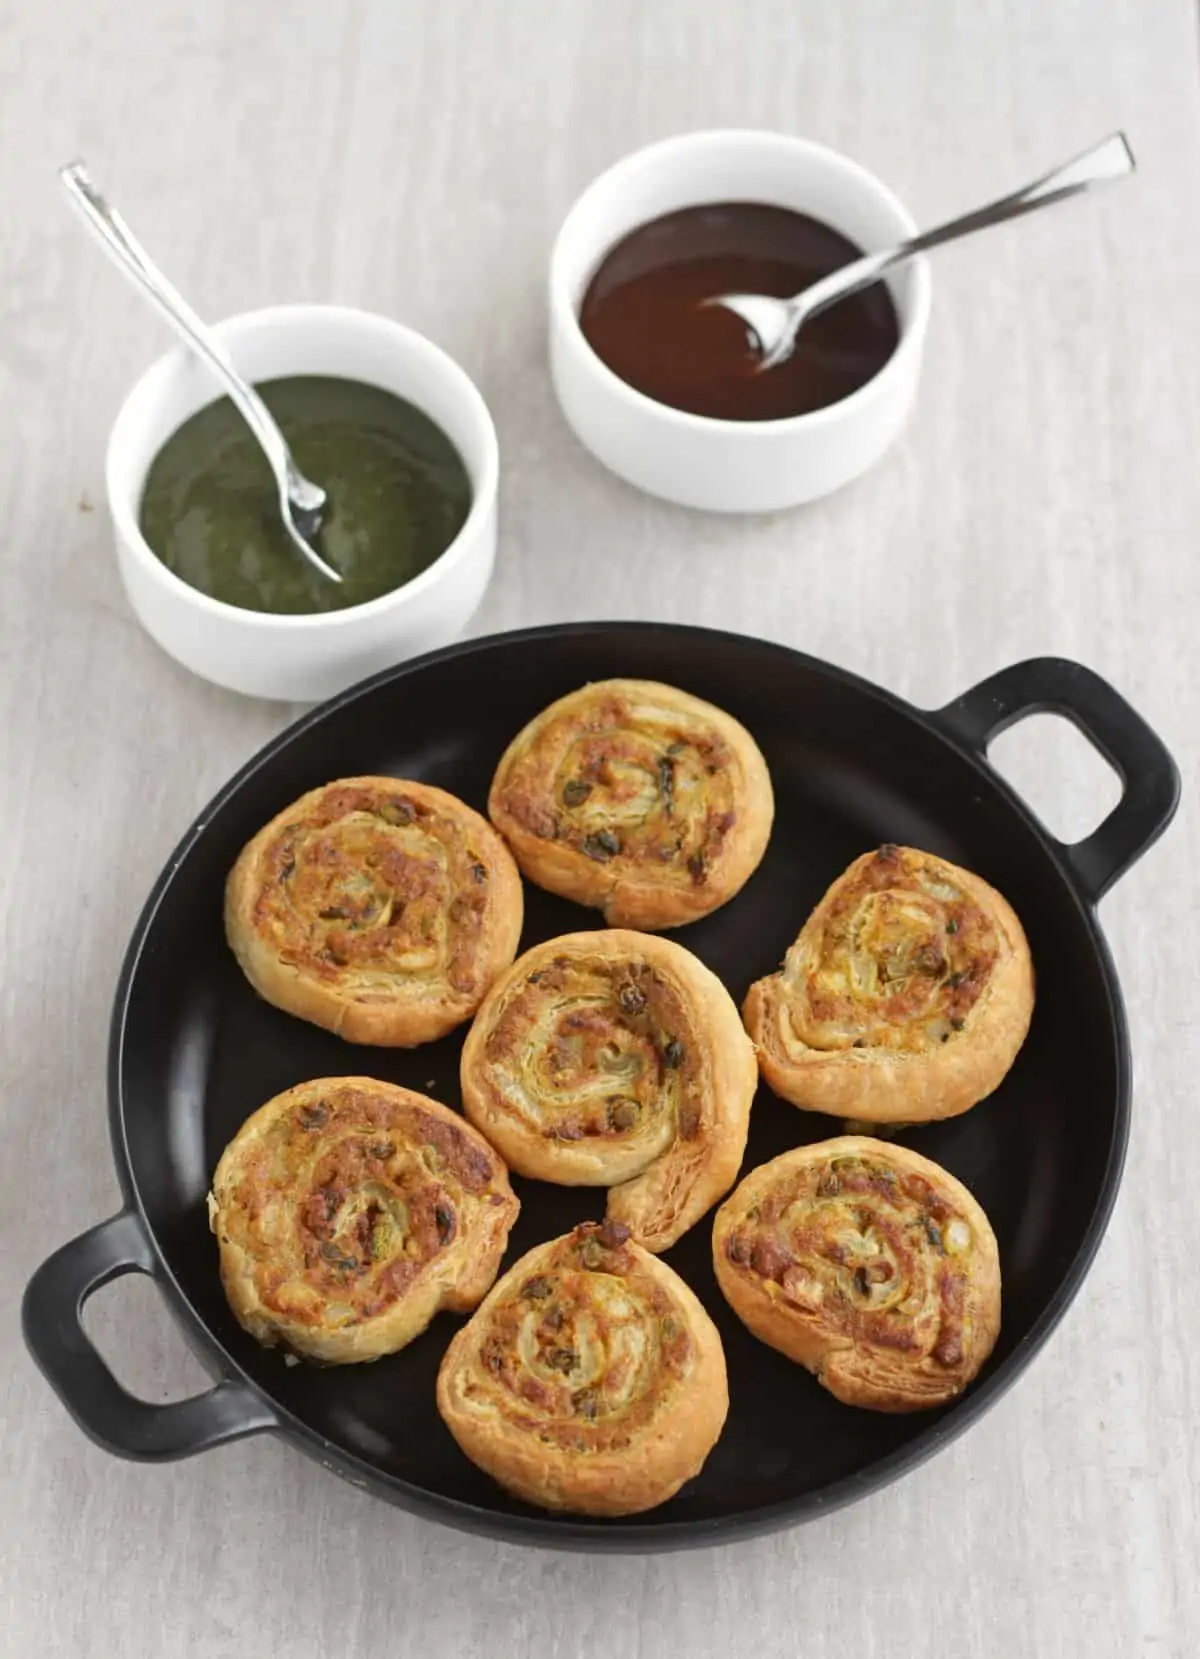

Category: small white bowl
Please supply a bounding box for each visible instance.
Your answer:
[107,305,499,702]
[549,129,932,513]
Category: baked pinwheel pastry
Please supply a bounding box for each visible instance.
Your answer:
[437,1220,728,1515]
[744,844,1033,1122]
[713,1137,1001,1412]
[460,930,757,1252]
[225,776,523,1046]
[488,679,773,929]
[209,1077,519,1364]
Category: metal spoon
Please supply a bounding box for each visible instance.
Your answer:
[59,161,341,584]
[709,133,1135,372]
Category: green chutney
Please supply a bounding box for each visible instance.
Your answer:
[138,376,472,614]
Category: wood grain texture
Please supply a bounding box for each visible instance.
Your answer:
[1,0,1197,1653]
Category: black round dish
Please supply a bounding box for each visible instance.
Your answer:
[23,623,1179,1551]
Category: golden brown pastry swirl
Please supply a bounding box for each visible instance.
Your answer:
[225,776,523,1046]
[208,1077,519,1364]
[713,1137,1001,1412]
[488,679,773,929]
[437,1220,728,1515]
[744,844,1034,1121]
[460,930,757,1251]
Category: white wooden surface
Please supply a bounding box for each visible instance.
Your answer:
[1,1,1198,1654]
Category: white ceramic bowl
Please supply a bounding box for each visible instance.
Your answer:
[107,305,499,702]
[549,129,932,513]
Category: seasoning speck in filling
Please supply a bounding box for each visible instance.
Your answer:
[618,983,646,1015]
[608,1098,639,1131]
[573,1388,599,1420]
[582,829,621,861]
[139,376,472,615]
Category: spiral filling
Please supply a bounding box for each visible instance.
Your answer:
[784,845,1000,1052]
[499,694,739,885]
[723,1153,974,1371]
[248,784,497,996]
[483,953,701,1159]
[223,1088,504,1333]
[460,1223,691,1449]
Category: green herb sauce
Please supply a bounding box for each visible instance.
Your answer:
[138,376,472,614]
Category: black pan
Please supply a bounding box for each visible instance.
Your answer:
[23,623,1179,1551]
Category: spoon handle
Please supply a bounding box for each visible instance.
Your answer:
[799,132,1136,324]
[59,163,341,587]
[60,164,320,504]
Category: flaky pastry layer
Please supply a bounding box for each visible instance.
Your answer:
[488,679,773,929]
[713,1136,1001,1412]
[438,1221,728,1514]
[209,1077,519,1363]
[744,845,1034,1121]
[460,930,757,1251]
[226,776,523,1046]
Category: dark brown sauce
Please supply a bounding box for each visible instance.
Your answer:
[579,202,900,422]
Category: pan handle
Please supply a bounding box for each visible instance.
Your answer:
[22,1210,279,1461]
[935,657,1180,904]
